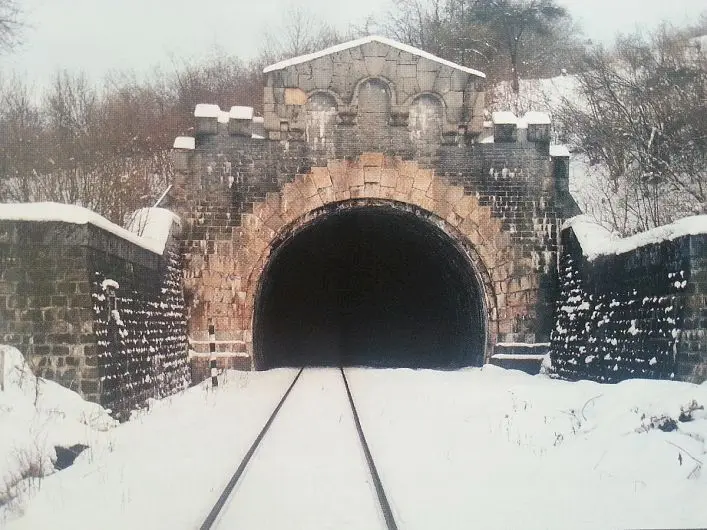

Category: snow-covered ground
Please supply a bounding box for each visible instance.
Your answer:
[0,346,116,516]
[2,350,706,529]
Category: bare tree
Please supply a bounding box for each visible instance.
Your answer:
[559,25,707,234]
[382,0,578,90]
[0,0,23,52]
[258,7,352,65]
[0,77,44,201]
[471,0,569,93]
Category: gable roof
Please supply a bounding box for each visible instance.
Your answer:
[263,35,486,78]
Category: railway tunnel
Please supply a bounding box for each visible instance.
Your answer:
[254,205,487,370]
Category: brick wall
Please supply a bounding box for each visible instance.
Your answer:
[550,227,707,383]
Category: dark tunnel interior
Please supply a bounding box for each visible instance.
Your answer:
[254,207,486,369]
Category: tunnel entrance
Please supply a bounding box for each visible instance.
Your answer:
[254,205,486,370]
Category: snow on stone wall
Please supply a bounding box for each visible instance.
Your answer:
[90,238,190,419]
[550,224,707,383]
[0,205,190,419]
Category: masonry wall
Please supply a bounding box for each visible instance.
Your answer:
[550,228,707,383]
[0,222,97,400]
[172,40,581,364]
[173,130,577,359]
[0,219,191,417]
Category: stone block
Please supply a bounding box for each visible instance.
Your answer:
[364,182,382,198]
[347,169,365,188]
[364,168,382,184]
[450,70,469,92]
[412,169,433,192]
[417,57,439,72]
[360,153,385,167]
[318,186,336,204]
[395,176,414,195]
[433,75,451,94]
[311,167,333,189]
[399,64,417,78]
[365,56,386,76]
[380,169,398,189]
[350,185,365,198]
[361,41,388,57]
[417,70,437,92]
[294,174,319,199]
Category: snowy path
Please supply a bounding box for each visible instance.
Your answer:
[212,368,385,530]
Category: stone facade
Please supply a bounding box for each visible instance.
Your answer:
[172,37,579,369]
[0,217,191,417]
[550,226,707,383]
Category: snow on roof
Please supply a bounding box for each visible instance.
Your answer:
[263,35,486,78]
[563,214,707,261]
[523,111,551,125]
[194,104,221,118]
[550,144,570,157]
[252,116,265,124]
[217,110,230,124]
[230,106,254,120]
[173,136,195,150]
[251,134,265,140]
[0,202,179,255]
[492,111,518,125]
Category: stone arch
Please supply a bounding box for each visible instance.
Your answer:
[352,78,394,152]
[351,76,398,107]
[304,92,338,153]
[408,93,445,154]
[230,155,521,364]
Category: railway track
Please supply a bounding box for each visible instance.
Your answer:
[199,367,398,530]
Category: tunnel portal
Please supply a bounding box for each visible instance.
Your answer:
[254,206,486,370]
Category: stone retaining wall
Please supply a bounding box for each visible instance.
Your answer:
[550,226,707,383]
[0,217,191,416]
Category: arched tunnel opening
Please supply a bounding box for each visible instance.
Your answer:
[254,205,486,370]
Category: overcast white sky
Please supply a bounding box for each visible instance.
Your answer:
[0,0,704,88]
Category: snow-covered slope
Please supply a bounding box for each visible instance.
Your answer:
[0,346,117,516]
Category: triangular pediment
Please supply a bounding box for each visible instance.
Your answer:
[263,35,485,78]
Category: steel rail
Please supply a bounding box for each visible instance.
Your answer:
[339,367,399,530]
[199,367,304,530]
